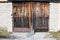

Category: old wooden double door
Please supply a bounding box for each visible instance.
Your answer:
[12,2,49,32]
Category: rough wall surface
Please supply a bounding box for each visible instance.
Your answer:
[0,0,7,1]
[0,3,12,32]
[49,3,59,32]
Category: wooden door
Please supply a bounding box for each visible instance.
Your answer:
[12,2,49,32]
[12,2,32,32]
[32,2,49,32]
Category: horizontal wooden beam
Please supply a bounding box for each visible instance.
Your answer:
[0,0,60,3]
[12,0,60,3]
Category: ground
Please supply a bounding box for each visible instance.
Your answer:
[0,32,57,40]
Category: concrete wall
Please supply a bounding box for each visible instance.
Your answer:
[0,3,12,32]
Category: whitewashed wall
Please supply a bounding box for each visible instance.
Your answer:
[0,3,60,32]
[58,3,60,31]
[0,0,7,1]
[49,3,59,32]
[0,3,12,32]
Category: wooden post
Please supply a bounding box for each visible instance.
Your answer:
[28,3,31,28]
